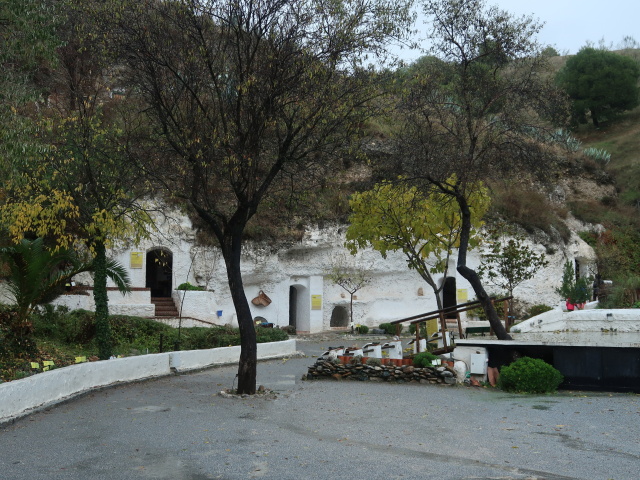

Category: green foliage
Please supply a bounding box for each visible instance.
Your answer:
[599,275,640,308]
[525,304,553,319]
[408,323,426,336]
[478,225,548,299]
[556,260,591,304]
[176,282,205,291]
[355,325,369,334]
[412,351,440,368]
[556,47,640,127]
[366,357,382,366]
[498,357,564,394]
[379,323,402,335]
[346,178,489,309]
[31,309,288,355]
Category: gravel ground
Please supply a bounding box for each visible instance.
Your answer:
[1,336,639,480]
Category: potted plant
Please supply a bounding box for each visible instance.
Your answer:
[556,261,591,310]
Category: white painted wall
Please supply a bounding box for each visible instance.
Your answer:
[0,339,297,424]
[32,204,597,334]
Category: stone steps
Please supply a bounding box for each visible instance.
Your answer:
[151,297,179,317]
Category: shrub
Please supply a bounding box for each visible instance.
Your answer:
[525,304,553,319]
[498,357,564,394]
[379,323,401,335]
[176,282,205,291]
[355,324,369,334]
[366,357,382,366]
[412,351,440,368]
[279,325,297,335]
[408,323,426,336]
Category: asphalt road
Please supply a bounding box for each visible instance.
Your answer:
[1,339,639,480]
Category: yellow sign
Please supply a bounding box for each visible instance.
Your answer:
[43,361,55,367]
[457,288,468,302]
[311,295,322,310]
[75,356,87,364]
[130,252,143,269]
[30,362,40,369]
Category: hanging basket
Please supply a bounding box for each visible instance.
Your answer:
[251,290,272,307]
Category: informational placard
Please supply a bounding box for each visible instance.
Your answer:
[457,288,468,302]
[311,294,322,310]
[130,252,143,269]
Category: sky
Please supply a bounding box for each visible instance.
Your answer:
[398,0,640,63]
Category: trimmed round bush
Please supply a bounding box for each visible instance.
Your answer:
[498,357,564,394]
[356,324,369,334]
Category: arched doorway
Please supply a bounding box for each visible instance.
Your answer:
[330,306,349,328]
[146,248,173,297]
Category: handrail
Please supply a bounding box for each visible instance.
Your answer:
[389,296,513,352]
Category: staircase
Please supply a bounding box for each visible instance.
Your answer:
[151,297,179,317]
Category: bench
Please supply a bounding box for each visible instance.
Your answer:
[465,326,491,337]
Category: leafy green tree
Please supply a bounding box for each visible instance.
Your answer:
[478,225,548,316]
[556,47,640,127]
[346,178,489,310]
[114,0,413,394]
[398,0,567,339]
[1,3,154,359]
[0,238,130,356]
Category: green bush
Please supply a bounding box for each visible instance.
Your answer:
[498,357,564,394]
[525,304,553,319]
[366,357,382,366]
[379,323,401,335]
[408,323,426,336]
[355,324,369,334]
[412,351,440,368]
[176,282,205,291]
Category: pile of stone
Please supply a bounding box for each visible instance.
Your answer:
[304,359,457,385]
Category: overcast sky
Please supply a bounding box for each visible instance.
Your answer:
[398,0,639,63]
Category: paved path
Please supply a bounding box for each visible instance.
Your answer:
[1,338,639,480]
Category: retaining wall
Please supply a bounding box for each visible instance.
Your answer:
[0,339,297,424]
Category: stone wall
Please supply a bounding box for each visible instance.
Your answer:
[305,358,458,385]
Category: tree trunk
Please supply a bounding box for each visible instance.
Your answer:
[222,232,257,395]
[455,191,512,340]
[591,108,599,127]
[93,241,113,359]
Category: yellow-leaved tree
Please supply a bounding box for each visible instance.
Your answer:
[346,177,490,311]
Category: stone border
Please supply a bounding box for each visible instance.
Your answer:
[0,339,297,424]
[305,358,457,384]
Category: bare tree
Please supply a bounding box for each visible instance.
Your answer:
[114,0,413,393]
[398,0,568,339]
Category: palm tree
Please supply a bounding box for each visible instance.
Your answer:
[0,238,130,355]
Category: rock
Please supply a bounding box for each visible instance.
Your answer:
[331,373,343,381]
[444,377,457,385]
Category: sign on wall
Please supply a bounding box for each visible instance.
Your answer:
[311,294,322,310]
[457,288,468,302]
[130,252,143,269]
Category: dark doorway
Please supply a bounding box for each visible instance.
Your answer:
[443,276,457,318]
[289,286,297,328]
[146,249,173,297]
[330,306,349,328]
